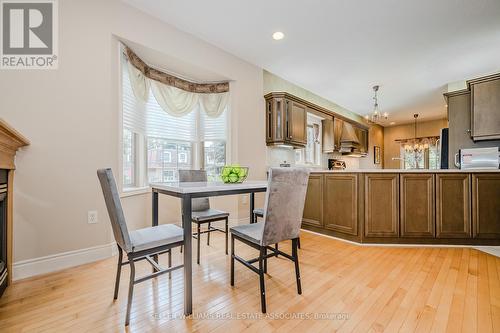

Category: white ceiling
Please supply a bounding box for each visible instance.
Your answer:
[123,0,500,125]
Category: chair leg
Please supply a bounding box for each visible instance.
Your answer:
[197,223,201,265]
[225,217,229,255]
[125,258,135,326]
[113,246,123,300]
[298,237,301,249]
[292,238,302,295]
[275,243,279,258]
[230,234,235,286]
[264,247,268,274]
[207,222,211,245]
[259,247,267,313]
[168,249,172,279]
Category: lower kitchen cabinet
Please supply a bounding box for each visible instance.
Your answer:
[323,174,358,235]
[436,174,471,238]
[400,174,435,237]
[472,173,500,238]
[302,174,323,227]
[364,174,399,237]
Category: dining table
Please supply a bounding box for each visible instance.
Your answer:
[150,180,268,315]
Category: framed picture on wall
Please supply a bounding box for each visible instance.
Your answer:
[374,146,381,164]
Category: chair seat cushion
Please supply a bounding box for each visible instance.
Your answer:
[253,208,264,217]
[230,222,264,245]
[130,224,183,253]
[192,208,229,222]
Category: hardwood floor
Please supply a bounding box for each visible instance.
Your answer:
[0,230,499,332]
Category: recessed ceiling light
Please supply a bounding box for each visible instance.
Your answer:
[390,121,396,125]
[272,31,284,40]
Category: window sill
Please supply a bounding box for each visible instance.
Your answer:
[120,186,150,198]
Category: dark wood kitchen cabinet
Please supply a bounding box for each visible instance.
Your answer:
[472,173,500,238]
[364,174,399,237]
[436,174,471,238]
[322,118,343,153]
[287,100,307,146]
[302,174,323,227]
[400,174,435,238]
[264,92,307,148]
[468,73,500,141]
[323,173,358,235]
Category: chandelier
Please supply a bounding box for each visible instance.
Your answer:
[365,85,388,123]
[403,114,435,153]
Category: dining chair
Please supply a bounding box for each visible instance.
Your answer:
[253,205,301,249]
[230,167,310,313]
[97,168,184,326]
[178,170,230,264]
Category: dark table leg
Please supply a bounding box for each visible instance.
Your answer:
[152,191,158,227]
[249,192,255,224]
[152,191,159,269]
[181,194,193,316]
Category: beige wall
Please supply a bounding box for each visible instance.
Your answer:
[1,0,266,265]
[359,124,384,169]
[384,119,448,169]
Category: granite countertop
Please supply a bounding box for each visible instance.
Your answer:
[309,168,500,173]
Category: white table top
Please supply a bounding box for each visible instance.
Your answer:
[151,180,268,194]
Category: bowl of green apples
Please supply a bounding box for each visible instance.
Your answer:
[220,165,249,183]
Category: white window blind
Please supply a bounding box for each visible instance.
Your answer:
[122,61,146,134]
[122,58,197,142]
[200,108,227,141]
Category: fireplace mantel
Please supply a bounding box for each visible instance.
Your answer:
[0,119,29,287]
[0,119,30,170]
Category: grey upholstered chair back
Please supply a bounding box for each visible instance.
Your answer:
[260,168,310,246]
[178,170,210,211]
[97,168,132,253]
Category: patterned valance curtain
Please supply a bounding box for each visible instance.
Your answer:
[123,44,229,118]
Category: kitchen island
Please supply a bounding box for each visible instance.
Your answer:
[302,169,500,245]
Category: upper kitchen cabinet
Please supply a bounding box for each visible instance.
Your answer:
[265,92,368,149]
[264,92,307,148]
[322,117,343,153]
[468,73,500,141]
[355,127,368,155]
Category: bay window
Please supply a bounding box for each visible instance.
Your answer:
[121,52,228,189]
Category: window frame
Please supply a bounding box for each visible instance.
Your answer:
[295,113,323,167]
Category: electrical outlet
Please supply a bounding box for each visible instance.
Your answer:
[88,210,98,224]
[241,194,248,204]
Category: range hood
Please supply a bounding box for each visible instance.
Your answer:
[339,122,367,157]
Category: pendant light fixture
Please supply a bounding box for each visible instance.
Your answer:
[365,85,388,123]
[404,114,429,153]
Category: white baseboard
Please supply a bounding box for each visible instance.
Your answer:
[12,242,117,281]
[11,219,249,281]
[301,229,500,258]
[472,246,500,257]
